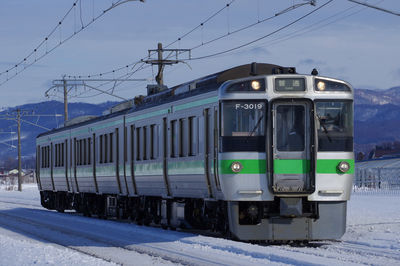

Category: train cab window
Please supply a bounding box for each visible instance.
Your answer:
[143,127,147,160]
[221,101,266,152]
[315,101,353,151]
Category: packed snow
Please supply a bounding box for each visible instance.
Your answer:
[0,184,399,266]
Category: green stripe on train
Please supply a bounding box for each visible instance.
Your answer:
[274,159,310,174]
[219,159,266,174]
[316,159,354,174]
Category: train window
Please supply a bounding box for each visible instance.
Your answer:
[276,105,305,151]
[130,125,134,162]
[104,134,108,163]
[179,119,186,157]
[61,143,64,167]
[136,127,141,161]
[171,120,177,158]
[315,101,353,151]
[188,117,197,156]
[150,125,155,159]
[87,138,91,165]
[143,127,147,160]
[99,135,103,163]
[55,144,58,167]
[109,133,113,163]
[83,139,87,165]
[221,101,266,152]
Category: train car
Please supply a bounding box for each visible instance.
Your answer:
[36,63,354,241]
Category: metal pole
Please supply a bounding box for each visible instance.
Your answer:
[63,79,68,122]
[17,109,22,191]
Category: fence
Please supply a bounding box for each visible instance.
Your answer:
[353,166,400,195]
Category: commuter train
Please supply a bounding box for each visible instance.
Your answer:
[36,63,354,241]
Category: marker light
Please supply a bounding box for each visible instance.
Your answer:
[337,161,350,173]
[231,161,243,173]
[251,80,261,90]
[317,81,326,91]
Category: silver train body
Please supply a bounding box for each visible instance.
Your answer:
[36,63,354,241]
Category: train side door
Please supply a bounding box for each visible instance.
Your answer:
[272,101,312,193]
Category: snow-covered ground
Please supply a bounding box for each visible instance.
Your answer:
[0,184,399,266]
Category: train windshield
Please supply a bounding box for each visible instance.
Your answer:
[222,101,266,136]
[315,101,353,151]
[220,101,266,152]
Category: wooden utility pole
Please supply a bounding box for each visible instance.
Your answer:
[143,42,191,87]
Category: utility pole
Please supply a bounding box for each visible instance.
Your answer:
[143,42,191,87]
[45,77,147,123]
[17,109,22,192]
[0,110,62,191]
[63,78,68,122]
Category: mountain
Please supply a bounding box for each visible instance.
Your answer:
[2,86,400,166]
[354,86,400,155]
[0,100,117,167]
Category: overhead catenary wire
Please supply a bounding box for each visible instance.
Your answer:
[0,0,144,87]
[188,0,334,61]
[69,0,314,83]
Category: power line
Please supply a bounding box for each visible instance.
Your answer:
[189,0,334,61]
[0,0,145,87]
[348,0,399,16]
[68,0,315,87]
[68,1,237,79]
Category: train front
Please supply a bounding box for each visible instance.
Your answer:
[218,72,354,241]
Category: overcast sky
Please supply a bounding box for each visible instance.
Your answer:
[0,0,399,107]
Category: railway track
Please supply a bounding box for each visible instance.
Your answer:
[1,198,399,266]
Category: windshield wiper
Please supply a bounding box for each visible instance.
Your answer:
[246,115,264,141]
[316,114,332,142]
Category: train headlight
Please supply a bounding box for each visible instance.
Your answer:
[251,80,261,90]
[337,161,350,173]
[317,81,326,91]
[231,161,243,173]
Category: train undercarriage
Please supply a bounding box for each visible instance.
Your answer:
[40,191,346,241]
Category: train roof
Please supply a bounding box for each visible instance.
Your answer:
[37,62,293,139]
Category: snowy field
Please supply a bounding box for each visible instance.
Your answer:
[0,184,399,266]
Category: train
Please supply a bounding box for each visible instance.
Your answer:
[36,62,354,241]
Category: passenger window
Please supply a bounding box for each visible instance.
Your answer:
[136,127,141,161]
[143,126,147,160]
[171,120,177,158]
[104,134,108,163]
[188,117,197,156]
[99,135,103,164]
[109,132,113,163]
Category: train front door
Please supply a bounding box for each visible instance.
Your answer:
[272,101,312,193]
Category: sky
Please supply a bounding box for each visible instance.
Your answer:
[0,0,399,107]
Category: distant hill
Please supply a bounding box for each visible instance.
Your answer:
[0,100,117,165]
[1,86,400,165]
